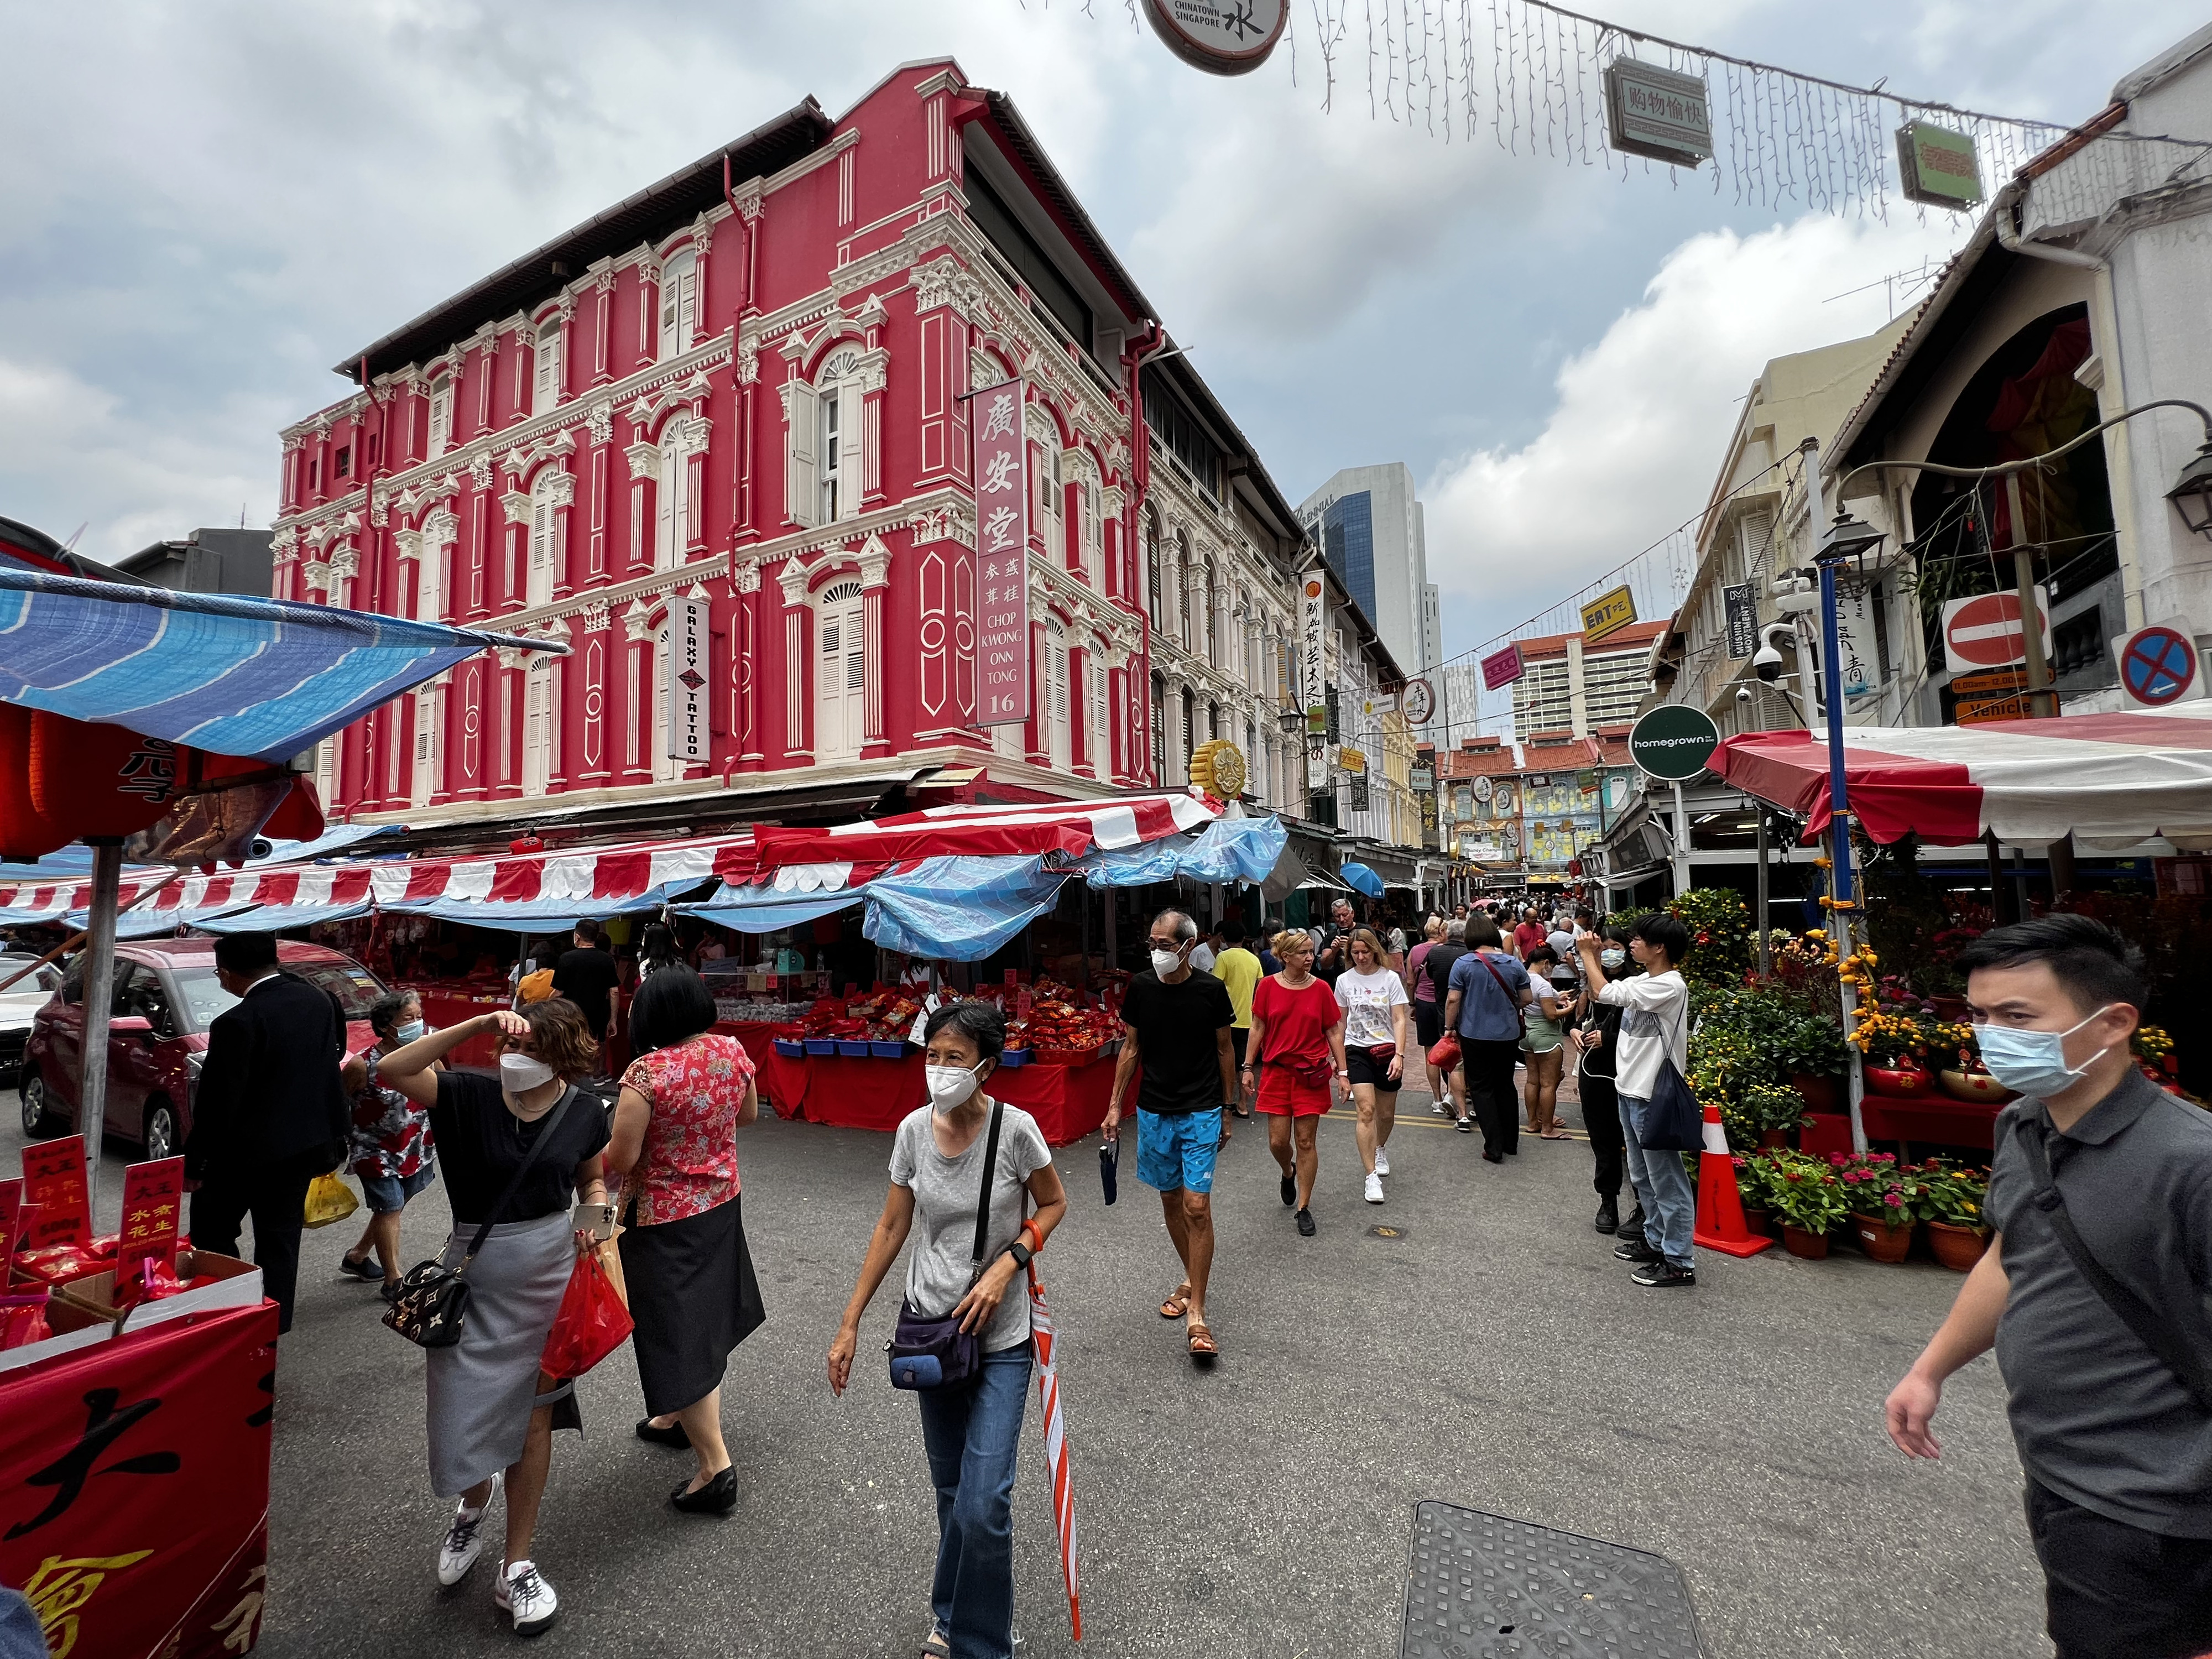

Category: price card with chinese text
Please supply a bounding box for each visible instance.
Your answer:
[22,1136,90,1249]
[0,1178,20,1287]
[116,1157,185,1279]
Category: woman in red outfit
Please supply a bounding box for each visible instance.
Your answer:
[1243,930,1348,1237]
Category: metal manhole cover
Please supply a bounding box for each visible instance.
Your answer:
[1369,1224,1408,1240]
[1402,1501,1704,1657]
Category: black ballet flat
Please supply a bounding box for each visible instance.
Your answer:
[670,1466,737,1515]
[635,1417,691,1449]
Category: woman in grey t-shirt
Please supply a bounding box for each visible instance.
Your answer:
[828,1001,1068,1659]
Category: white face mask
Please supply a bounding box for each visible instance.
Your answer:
[1600,949,1626,969]
[925,1061,983,1110]
[1150,947,1185,977]
[499,1052,557,1095]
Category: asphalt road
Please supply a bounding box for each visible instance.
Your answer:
[11,1073,2047,1658]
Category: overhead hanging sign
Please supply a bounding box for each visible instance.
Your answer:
[1580,585,1639,645]
[1401,677,1436,725]
[972,378,1031,727]
[1480,643,1525,691]
[662,594,710,764]
[1723,582,1759,659]
[1629,704,1720,781]
[1141,0,1289,77]
[1604,59,1713,169]
[1897,121,1983,208]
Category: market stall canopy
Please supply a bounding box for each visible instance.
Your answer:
[677,854,1063,962]
[0,566,558,762]
[1070,815,1287,889]
[1710,704,2212,851]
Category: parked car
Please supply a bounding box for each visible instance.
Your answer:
[0,953,62,1083]
[20,938,385,1163]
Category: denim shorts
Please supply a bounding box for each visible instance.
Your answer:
[360,1165,436,1214]
[1136,1108,1221,1194]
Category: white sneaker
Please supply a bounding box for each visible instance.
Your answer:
[436,1472,500,1587]
[494,1559,559,1637]
[1364,1171,1385,1204]
[1374,1147,1390,1177]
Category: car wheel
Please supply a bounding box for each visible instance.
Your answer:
[142,1099,178,1164]
[20,1067,54,1137]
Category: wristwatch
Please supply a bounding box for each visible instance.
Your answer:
[1007,1240,1034,1270]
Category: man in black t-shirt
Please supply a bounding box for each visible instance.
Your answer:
[1104,908,1236,1368]
[1313,896,1358,988]
[552,919,620,1043]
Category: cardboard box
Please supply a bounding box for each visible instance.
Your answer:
[47,1248,266,1338]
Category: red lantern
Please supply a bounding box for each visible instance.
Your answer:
[27,712,179,842]
[0,704,71,859]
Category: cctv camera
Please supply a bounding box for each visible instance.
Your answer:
[1735,686,1754,704]
[1753,644,1785,682]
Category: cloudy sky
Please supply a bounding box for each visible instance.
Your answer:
[2,0,2202,669]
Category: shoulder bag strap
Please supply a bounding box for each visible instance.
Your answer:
[458,1088,577,1274]
[2018,1117,2212,1415]
[967,1096,1008,1278]
[1474,951,1527,1029]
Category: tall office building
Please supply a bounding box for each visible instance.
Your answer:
[1296,463,1432,682]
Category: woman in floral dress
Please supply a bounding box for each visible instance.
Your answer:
[338,989,439,1300]
[606,963,766,1515]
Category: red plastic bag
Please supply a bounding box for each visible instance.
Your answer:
[540,1243,633,1379]
[0,1295,50,1349]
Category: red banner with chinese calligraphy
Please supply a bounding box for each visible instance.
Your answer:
[0,1178,21,1288]
[116,1159,184,1281]
[22,1136,90,1250]
[2,1301,278,1658]
[971,377,1030,727]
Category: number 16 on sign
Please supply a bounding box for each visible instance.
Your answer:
[972,378,1031,727]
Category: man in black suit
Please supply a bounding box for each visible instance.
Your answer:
[186,932,350,1334]
[552,918,619,1042]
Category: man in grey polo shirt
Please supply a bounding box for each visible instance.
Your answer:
[1885,915,2212,1659]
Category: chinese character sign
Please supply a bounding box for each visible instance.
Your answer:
[0,1178,20,1288]
[22,1137,90,1250]
[972,379,1031,727]
[116,1158,184,1280]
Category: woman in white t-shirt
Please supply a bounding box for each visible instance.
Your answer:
[1338,928,1413,1206]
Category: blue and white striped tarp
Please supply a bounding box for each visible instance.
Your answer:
[0,566,557,761]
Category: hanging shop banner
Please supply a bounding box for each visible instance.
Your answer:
[1,1300,279,1659]
[1480,643,1525,691]
[1580,585,1639,645]
[1827,583,1881,704]
[1337,746,1366,775]
[1420,786,1439,848]
[1723,582,1759,659]
[973,378,1031,726]
[1401,678,1436,725]
[662,595,710,764]
[1141,0,1288,77]
[1897,121,1983,208]
[1300,572,1327,735]
[1347,775,1370,814]
[1604,59,1713,168]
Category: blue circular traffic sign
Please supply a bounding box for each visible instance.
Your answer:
[2122,625,2197,705]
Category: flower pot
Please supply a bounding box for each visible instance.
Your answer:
[1791,1073,1840,1113]
[1939,1068,2016,1105]
[1741,1207,1776,1238]
[1928,995,1970,1022]
[1927,1221,1989,1272]
[1780,1224,1830,1260]
[1864,1064,1930,1097]
[1758,1129,1790,1150]
[1853,1213,1914,1264]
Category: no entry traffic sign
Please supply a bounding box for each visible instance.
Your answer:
[2112,619,2203,706]
[1941,588,2050,670]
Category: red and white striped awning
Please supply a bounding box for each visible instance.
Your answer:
[1709,704,2212,852]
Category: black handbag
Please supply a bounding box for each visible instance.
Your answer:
[888,1097,1006,1391]
[1632,996,1704,1152]
[384,1089,576,1350]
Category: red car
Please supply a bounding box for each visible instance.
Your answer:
[20,938,386,1164]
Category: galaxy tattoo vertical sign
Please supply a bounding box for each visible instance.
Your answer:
[973,378,1031,727]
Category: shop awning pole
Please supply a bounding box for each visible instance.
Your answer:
[78,839,124,1214]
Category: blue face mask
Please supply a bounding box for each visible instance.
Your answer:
[395,1019,427,1043]
[1974,1006,2117,1099]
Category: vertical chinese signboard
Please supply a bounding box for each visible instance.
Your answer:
[972,378,1031,726]
[1301,572,1328,788]
[662,594,710,764]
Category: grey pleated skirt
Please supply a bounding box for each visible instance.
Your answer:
[425,1210,580,1498]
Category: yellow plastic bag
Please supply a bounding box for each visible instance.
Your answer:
[303,1173,359,1229]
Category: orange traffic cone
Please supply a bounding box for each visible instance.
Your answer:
[1693,1102,1773,1258]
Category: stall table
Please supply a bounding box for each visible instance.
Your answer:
[1857,1093,2001,1152]
[738,1034,1125,1147]
[420,987,516,1066]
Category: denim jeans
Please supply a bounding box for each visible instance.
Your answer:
[1617,1094,1695,1268]
[916,1340,1034,1659]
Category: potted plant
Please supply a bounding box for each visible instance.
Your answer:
[1838,1155,1932,1264]
[1731,1152,1778,1235]
[1768,1154,1850,1259]
[1776,1010,1851,1113]
[1923,1163,1991,1270]
[1737,1081,1809,1149]
[2134,1024,2179,1088]
[1854,1010,1932,1096]
[1930,1022,2016,1104]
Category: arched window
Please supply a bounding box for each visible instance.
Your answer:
[658,251,697,363]
[1208,700,1221,743]
[1045,617,1071,770]
[815,578,866,760]
[426,375,452,461]
[410,686,443,807]
[817,347,862,525]
[526,471,561,607]
[523,660,558,794]
[532,319,563,417]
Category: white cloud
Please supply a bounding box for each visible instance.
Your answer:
[1421,210,1963,649]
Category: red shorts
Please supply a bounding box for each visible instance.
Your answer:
[1255,1065,1333,1117]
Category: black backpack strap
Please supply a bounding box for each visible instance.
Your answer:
[968,1096,1008,1277]
[2018,1116,2212,1415]
[459,1087,577,1271]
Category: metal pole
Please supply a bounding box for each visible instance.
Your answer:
[1755,808,1771,975]
[1670,780,1691,895]
[79,839,125,1214]
[1836,901,1869,1153]
[1818,559,1856,908]
[2006,474,2058,720]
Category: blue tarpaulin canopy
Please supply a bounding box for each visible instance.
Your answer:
[0,566,559,761]
[1071,815,1287,890]
[677,853,1070,963]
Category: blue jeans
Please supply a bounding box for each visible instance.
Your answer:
[1618,1094,1696,1269]
[916,1340,1033,1659]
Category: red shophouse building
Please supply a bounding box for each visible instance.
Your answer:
[273,59,1312,834]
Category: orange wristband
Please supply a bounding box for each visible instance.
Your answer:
[1020,1219,1046,1257]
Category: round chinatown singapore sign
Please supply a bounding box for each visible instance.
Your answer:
[1629,704,1721,781]
[1142,0,1289,76]
[1401,677,1436,724]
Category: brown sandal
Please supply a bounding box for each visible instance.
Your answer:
[1160,1285,1191,1320]
[1187,1322,1218,1365]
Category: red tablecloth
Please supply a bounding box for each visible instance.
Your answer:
[420,990,512,1066]
[1858,1092,2002,1150]
[747,1044,1121,1146]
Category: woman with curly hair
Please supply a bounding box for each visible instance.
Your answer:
[378,997,611,1638]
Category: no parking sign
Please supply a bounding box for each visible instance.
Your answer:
[2110,618,2206,707]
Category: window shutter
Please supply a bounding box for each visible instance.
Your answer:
[818,612,841,696]
[846,611,866,691]
[837,384,864,518]
[676,268,696,352]
[686,452,705,544]
[657,449,679,568]
[785,381,819,528]
[659,273,679,361]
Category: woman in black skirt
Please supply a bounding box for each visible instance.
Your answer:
[606,963,766,1515]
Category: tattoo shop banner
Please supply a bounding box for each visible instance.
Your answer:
[972,378,1031,727]
[3,1300,279,1658]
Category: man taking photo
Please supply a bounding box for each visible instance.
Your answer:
[1104,910,1237,1368]
[1885,915,2212,1659]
